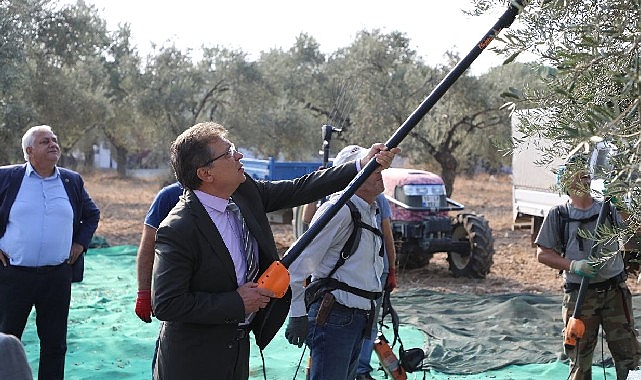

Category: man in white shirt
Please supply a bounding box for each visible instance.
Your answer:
[285,145,390,380]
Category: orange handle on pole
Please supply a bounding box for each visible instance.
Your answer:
[564,316,586,349]
[374,333,408,380]
[256,261,289,298]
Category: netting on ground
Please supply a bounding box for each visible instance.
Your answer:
[20,246,639,379]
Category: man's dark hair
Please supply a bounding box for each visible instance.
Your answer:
[170,122,227,190]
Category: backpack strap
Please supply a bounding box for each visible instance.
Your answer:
[555,201,620,277]
[380,289,401,345]
[556,202,602,257]
[326,200,383,278]
[304,199,384,309]
[557,203,570,256]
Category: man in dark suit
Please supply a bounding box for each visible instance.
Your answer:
[0,125,100,380]
[152,121,398,380]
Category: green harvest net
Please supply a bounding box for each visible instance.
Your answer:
[20,246,640,379]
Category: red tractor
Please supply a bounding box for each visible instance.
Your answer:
[381,168,494,278]
[292,167,494,278]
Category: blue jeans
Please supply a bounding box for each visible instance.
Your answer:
[307,298,369,380]
[357,273,388,376]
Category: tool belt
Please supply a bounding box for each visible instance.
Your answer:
[305,278,380,338]
[304,277,381,310]
[564,272,627,292]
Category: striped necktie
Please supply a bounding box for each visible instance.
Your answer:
[227,200,258,282]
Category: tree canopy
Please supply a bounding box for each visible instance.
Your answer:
[480,0,640,235]
[1,0,532,195]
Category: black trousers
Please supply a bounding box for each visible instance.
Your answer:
[0,263,72,380]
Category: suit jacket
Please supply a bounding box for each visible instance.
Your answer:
[0,164,100,282]
[152,163,358,379]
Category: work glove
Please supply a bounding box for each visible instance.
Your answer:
[385,267,397,292]
[135,290,154,323]
[569,260,597,278]
[285,316,308,347]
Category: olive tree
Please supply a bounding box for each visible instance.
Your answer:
[480,0,640,236]
[223,34,328,160]
[0,0,110,164]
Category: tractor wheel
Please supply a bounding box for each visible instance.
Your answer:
[447,214,494,278]
[397,242,431,270]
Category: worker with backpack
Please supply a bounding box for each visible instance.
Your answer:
[535,153,641,380]
[284,145,389,380]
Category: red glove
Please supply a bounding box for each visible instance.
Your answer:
[135,290,153,323]
[385,267,397,292]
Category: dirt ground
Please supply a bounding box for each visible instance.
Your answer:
[84,171,641,296]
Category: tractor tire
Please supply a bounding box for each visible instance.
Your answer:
[447,213,494,278]
[397,242,431,270]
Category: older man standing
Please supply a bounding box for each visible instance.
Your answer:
[0,125,100,380]
[284,145,392,380]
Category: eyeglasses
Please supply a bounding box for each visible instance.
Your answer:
[203,143,237,167]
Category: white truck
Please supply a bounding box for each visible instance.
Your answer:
[511,112,569,243]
